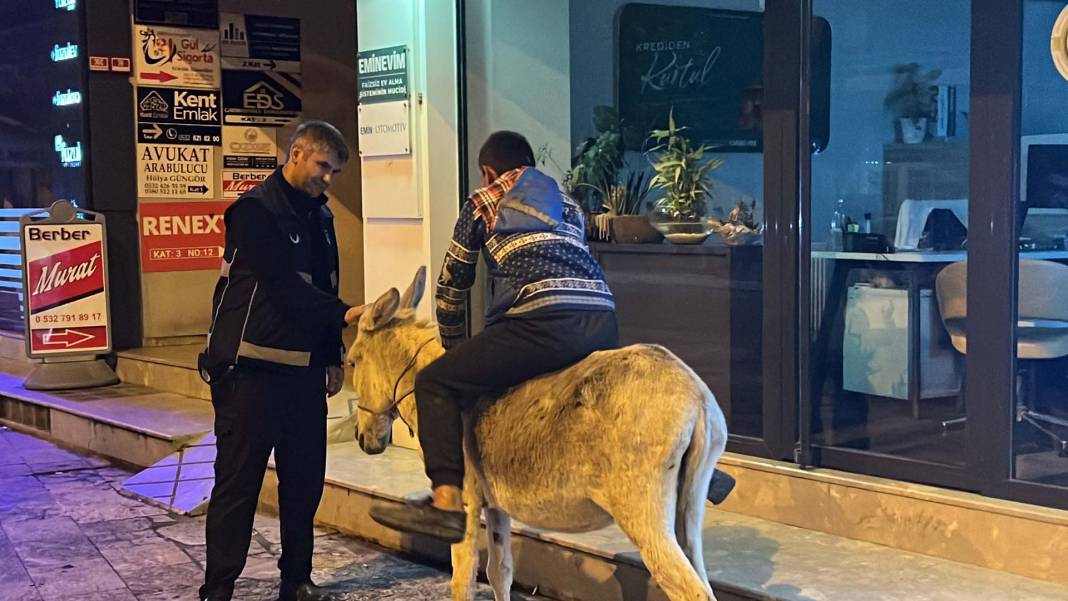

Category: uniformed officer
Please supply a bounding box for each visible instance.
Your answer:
[198,121,362,601]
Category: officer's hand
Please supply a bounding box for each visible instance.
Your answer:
[344,305,366,326]
[326,365,345,397]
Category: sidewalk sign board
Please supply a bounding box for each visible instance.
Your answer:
[20,201,118,390]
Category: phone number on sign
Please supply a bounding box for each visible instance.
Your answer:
[33,313,103,325]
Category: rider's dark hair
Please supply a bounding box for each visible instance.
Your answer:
[478,130,535,175]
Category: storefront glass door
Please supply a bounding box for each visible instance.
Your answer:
[1003,0,1068,508]
[801,0,976,488]
[460,0,799,458]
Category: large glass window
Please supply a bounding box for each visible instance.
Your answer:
[465,0,773,445]
[807,0,971,473]
[0,2,88,333]
[1012,0,1068,489]
[0,3,88,209]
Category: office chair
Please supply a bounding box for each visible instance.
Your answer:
[935,259,1068,456]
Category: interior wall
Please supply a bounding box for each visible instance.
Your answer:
[810,0,971,242]
[140,0,364,341]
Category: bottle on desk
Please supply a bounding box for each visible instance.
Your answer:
[830,198,845,250]
[864,212,872,234]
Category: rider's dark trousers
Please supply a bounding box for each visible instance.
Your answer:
[415,310,619,489]
[199,366,327,599]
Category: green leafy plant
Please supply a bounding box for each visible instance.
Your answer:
[564,105,624,212]
[883,63,941,122]
[601,171,652,216]
[646,110,723,221]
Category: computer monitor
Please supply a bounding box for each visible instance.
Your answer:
[1020,134,1068,238]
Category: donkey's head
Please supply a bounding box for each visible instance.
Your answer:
[346,266,439,454]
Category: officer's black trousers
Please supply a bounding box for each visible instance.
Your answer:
[199,366,327,599]
[415,310,619,490]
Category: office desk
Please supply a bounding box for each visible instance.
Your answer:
[810,250,1068,422]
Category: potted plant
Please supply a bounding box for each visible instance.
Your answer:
[593,170,662,243]
[884,63,941,144]
[646,110,724,244]
[564,106,662,243]
[565,106,624,212]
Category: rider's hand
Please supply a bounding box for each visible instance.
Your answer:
[326,365,345,397]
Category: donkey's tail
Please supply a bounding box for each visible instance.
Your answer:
[675,389,728,575]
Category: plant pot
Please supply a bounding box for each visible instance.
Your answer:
[650,220,711,245]
[899,117,927,144]
[649,207,712,245]
[609,215,663,244]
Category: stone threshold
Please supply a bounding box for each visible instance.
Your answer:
[714,454,1068,584]
[260,443,1068,601]
[720,453,1068,527]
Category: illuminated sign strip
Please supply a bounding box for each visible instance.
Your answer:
[52,89,82,107]
[50,43,78,62]
[54,136,83,168]
[55,0,76,11]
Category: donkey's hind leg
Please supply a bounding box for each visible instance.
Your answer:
[484,508,514,601]
[606,452,717,601]
[675,407,720,583]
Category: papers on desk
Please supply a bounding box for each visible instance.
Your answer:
[843,285,961,400]
[894,198,968,250]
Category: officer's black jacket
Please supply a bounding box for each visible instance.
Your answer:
[203,169,349,374]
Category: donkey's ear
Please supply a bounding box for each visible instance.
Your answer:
[365,288,400,331]
[399,266,427,310]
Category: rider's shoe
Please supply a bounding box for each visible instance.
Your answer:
[369,492,465,544]
[707,468,736,505]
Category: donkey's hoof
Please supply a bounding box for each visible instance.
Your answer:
[707,469,736,505]
[369,494,466,544]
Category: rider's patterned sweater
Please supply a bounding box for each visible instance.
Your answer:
[435,167,615,349]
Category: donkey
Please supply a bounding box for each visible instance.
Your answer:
[347,267,728,601]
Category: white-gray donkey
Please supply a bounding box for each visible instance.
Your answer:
[347,267,728,601]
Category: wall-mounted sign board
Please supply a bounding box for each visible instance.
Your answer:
[358,45,408,104]
[133,24,221,89]
[358,101,410,157]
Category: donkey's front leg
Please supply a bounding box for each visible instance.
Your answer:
[485,507,513,601]
[450,468,482,601]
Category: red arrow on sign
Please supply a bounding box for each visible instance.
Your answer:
[42,329,95,348]
[141,71,178,83]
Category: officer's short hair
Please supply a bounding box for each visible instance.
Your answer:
[288,120,350,163]
[478,131,535,175]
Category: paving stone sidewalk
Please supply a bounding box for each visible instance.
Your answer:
[0,426,539,601]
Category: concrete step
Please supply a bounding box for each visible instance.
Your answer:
[0,371,213,467]
[260,443,1068,601]
[116,342,209,402]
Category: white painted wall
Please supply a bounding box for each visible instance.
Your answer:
[357,0,459,318]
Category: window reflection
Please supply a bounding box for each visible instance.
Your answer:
[809,0,970,467]
[1013,0,1068,488]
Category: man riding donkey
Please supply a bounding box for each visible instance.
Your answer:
[370,130,734,543]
